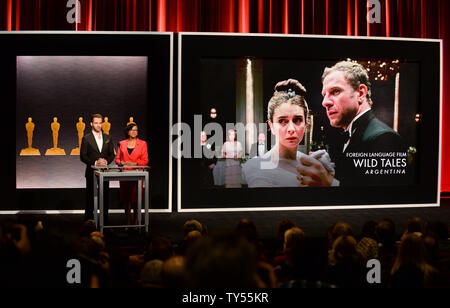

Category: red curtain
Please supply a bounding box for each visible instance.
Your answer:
[1,0,449,192]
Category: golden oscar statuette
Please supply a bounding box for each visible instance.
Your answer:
[71,117,85,155]
[45,117,66,155]
[20,117,41,156]
[127,116,136,126]
[102,116,111,135]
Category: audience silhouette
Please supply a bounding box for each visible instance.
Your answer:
[0,215,449,288]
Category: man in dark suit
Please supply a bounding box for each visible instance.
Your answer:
[297,61,407,187]
[198,131,217,189]
[249,132,269,158]
[80,114,116,222]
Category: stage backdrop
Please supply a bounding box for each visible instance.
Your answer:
[16,56,148,188]
[2,0,449,193]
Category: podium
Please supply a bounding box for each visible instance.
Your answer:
[92,165,150,233]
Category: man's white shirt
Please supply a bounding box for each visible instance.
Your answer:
[258,143,266,157]
[93,130,103,155]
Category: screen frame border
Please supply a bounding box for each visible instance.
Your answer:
[177,32,443,213]
[3,31,174,214]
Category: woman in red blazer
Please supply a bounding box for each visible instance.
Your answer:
[115,123,149,227]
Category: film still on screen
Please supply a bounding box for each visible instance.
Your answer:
[178,60,415,190]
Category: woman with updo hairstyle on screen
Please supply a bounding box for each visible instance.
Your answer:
[242,79,336,188]
[115,123,149,228]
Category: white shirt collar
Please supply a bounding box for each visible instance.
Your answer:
[92,130,103,152]
[92,130,102,137]
[346,108,371,137]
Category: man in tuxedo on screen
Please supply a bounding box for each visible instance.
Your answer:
[296,60,407,187]
[249,132,269,158]
[80,114,116,223]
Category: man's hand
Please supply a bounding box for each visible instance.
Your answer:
[296,155,334,187]
[96,158,107,166]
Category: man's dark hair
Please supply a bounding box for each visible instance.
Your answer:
[407,217,423,234]
[361,220,378,240]
[145,236,173,262]
[183,219,203,236]
[91,113,103,123]
[376,218,396,246]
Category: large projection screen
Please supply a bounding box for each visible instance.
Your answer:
[177,33,442,212]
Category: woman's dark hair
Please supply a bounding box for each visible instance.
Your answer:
[268,79,309,124]
[328,221,353,247]
[332,235,361,264]
[236,219,259,245]
[124,123,137,139]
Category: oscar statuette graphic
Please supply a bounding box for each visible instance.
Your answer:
[20,117,41,155]
[71,117,85,155]
[45,117,66,155]
[127,116,136,126]
[102,116,111,135]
